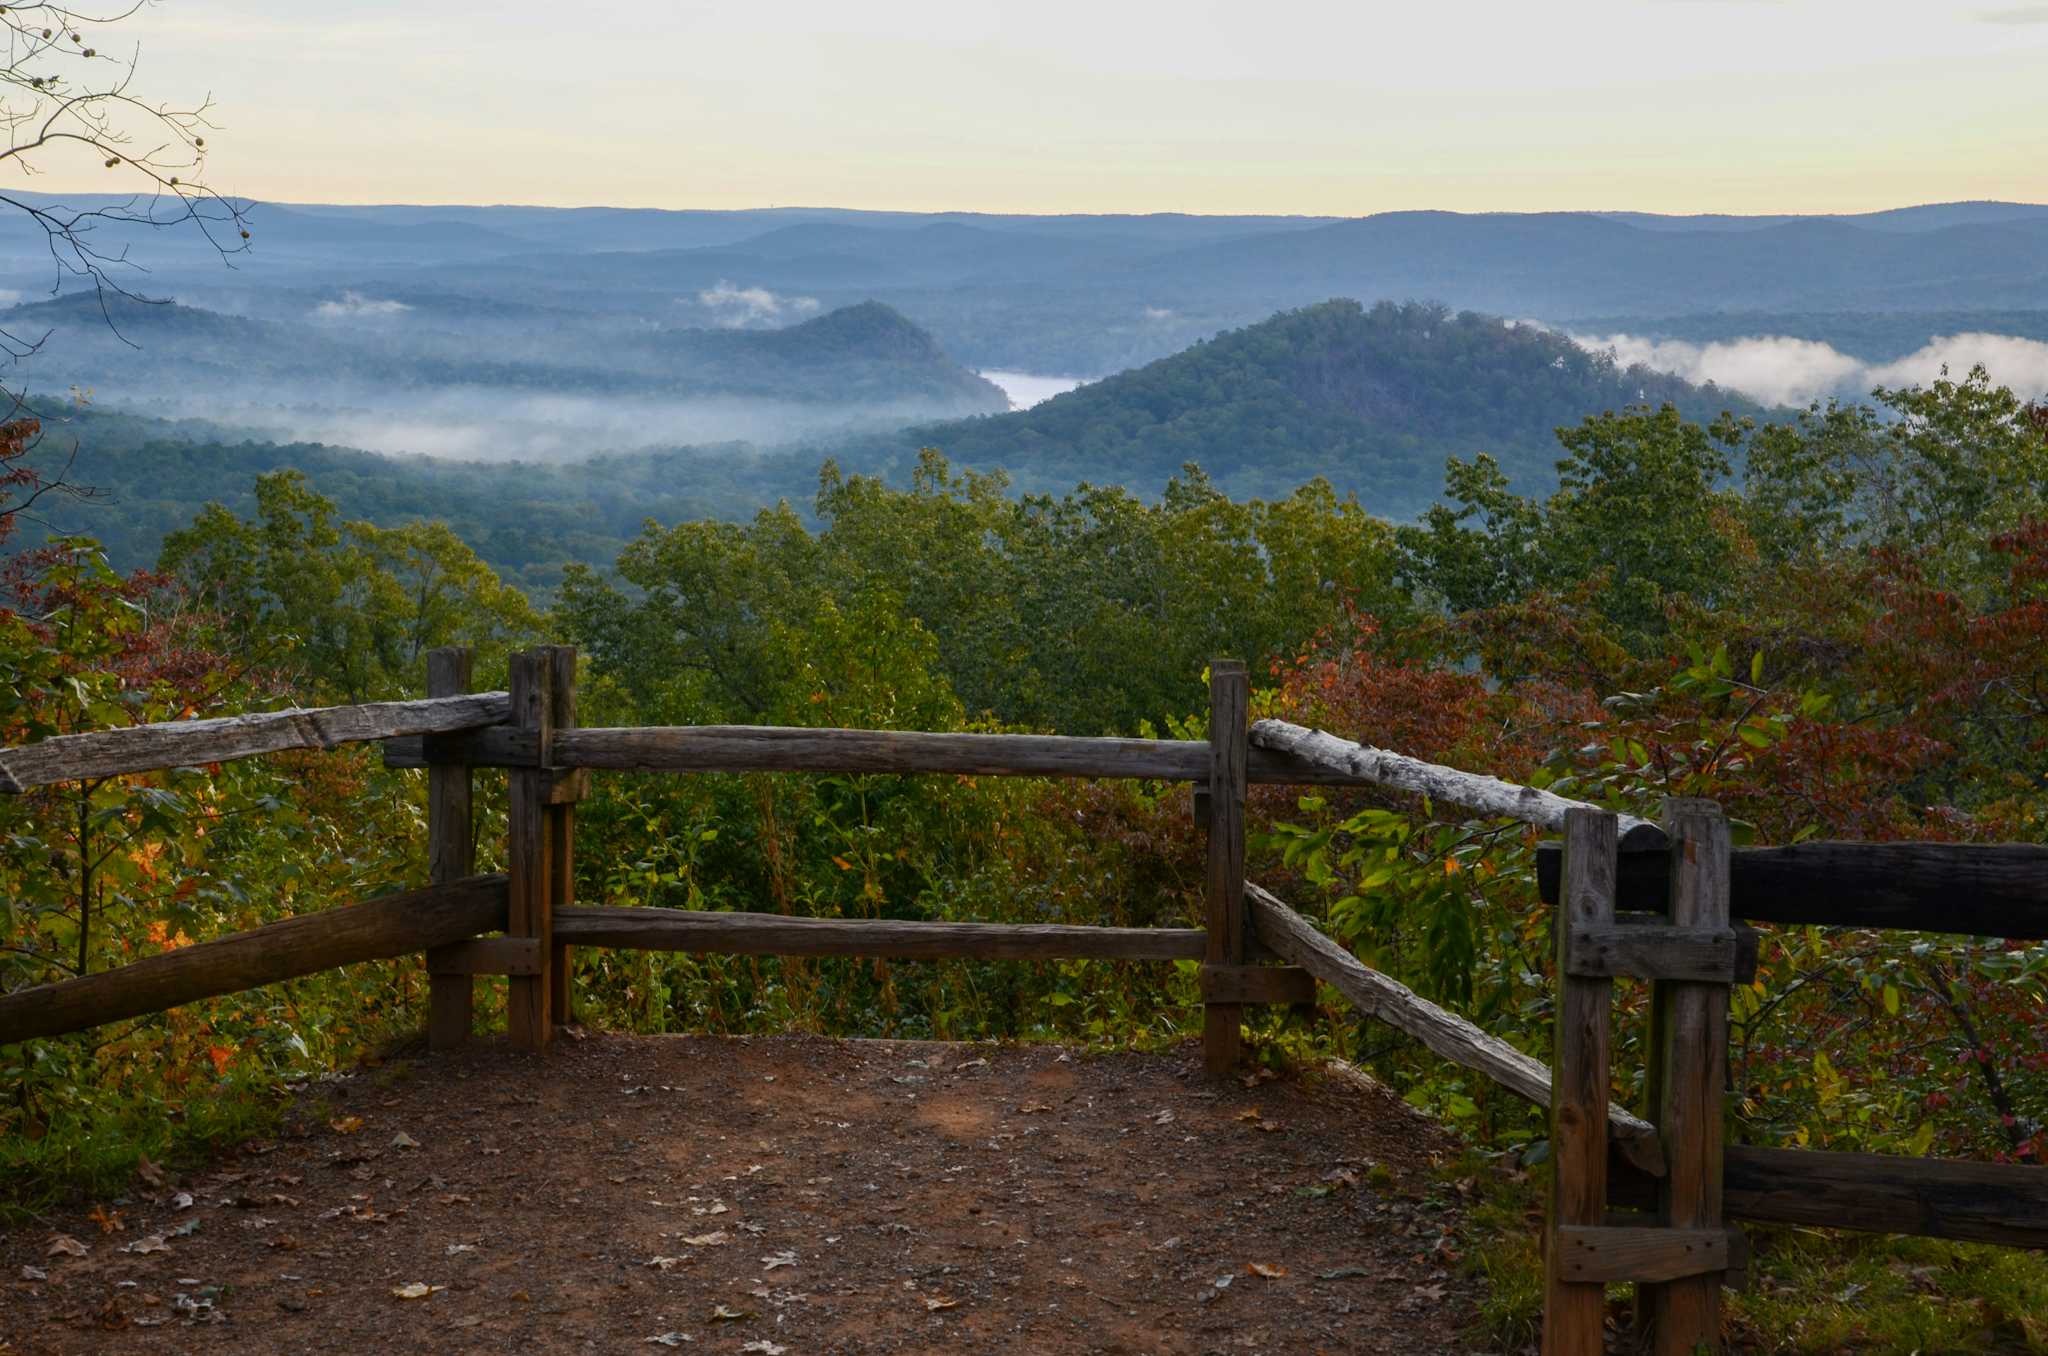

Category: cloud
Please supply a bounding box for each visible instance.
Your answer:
[1142,306,1177,322]
[695,281,820,328]
[1569,329,2048,406]
[1570,331,1863,406]
[1977,4,2048,22]
[313,291,411,320]
[1868,333,2048,395]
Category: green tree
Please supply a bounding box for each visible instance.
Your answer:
[159,471,540,701]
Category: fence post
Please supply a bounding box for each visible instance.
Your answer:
[546,645,580,1028]
[424,647,476,1051]
[505,648,556,1052]
[1203,659,1249,1075]
[1640,798,1732,1354]
[1543,807,1618,1354]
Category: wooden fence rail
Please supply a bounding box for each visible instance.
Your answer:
[1538,839,2048,939]
[0,692,512,793]
[0,875,508,1045]
[1246,881,1668,1176]
[387,724,1417,787]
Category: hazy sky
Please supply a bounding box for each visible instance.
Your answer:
[30,0,2048,214]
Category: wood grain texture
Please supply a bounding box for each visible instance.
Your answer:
[1246,881,1665,1177]
[388,722,1562,791]
[551,907,1208,961]
[1555,1227,1730,1284]
[0,876,508,1044]
[425,648,478,1051]
[1204,661,1249,1075]
[0,692,511,792]
[504,650,556,1052]
[1643,798,1731,1355]
[1566,924,1737,982]
[428,937,542,975]
[1544,808,1617,1356]
[1197,963,1316,1006]
[1250,719,1667,848]
[1537,840,2048,940]
[1723,1147,2048,1249]
[546,645,578,1029]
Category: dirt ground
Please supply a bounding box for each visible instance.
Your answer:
[0,1034,1503,1355]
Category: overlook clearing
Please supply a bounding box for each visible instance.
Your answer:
[1,646,2043,1352]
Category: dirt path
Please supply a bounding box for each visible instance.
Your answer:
[2,1034,1499,1355]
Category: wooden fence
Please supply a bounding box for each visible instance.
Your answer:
[1,644,2044,1354]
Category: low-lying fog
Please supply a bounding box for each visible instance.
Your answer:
[1568,330,2048,408]
[978,371,1090,410]
[94,386,983,462]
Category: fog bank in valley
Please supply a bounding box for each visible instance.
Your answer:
[1569,330,2048,407]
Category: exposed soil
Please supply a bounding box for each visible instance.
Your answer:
[1,1034,1501,1355]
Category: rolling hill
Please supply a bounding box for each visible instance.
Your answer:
[886,300,1774,517]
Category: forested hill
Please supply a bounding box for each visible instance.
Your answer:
[664,301,1004,404]
[4,293,1006,411]
[891,300,1772,515]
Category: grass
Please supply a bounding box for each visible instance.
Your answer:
[1448,1149,2048,1355]
[0,1072,286,1225]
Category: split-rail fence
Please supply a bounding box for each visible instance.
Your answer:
[1,644,2044,1354]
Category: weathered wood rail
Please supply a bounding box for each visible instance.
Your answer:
[2,645,2045,1355]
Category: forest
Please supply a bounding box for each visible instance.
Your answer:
[32,299,1776,594]
[4,365,2048,1349]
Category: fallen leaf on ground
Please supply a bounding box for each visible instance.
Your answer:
[740,1343,787,1355]
[445,1243,477,1255]
[1152,1110,1175,1125]
[645,1256,686,1271]
[451,1315,483,1329]
[644,1334,693,1347]
[924,1295,959,1311]
[329,1116,364,1135]
[1246,1262,1287,1278]
[1018,1103,1051,1114]
[679,1231,730,1247]
[391,1282,445,1300]
[1235,1108,1263,1122]
[760,1250,797,1270]
[88,1205,124,1234]
[136,1154,166,1188]
[1320,1265,1372,1280]
[1255,1120,1284,1133]
[46,1234,88,1258]
[390,1132,420,1150]
[21,1265,48,1281]
[708,1304,754,1321]
[122,1235,171,1256]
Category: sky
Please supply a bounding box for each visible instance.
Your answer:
[22,0,2048,215]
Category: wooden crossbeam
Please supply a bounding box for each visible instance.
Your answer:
[0,692,512,792]
[0,875,509,1045]
[1245,880,1666,1177]
[1566,925,1738,983]
[1555,1227,1730,1284]
[552,907,1208,961]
